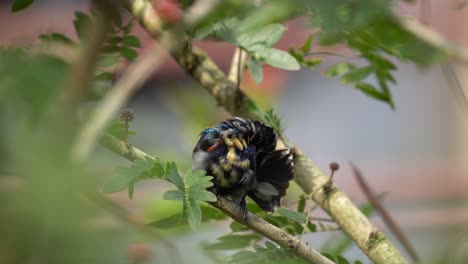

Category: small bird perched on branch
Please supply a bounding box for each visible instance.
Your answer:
[192,117,294,215]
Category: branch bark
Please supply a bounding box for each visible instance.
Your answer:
[100,133,334,264]
[123,1,410,263]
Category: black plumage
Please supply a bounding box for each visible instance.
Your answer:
[192,117,294,213]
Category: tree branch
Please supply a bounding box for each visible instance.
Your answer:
[99,133,334,264]
[73,45,166,160]
[228,48,248,87]
[123,1,410,263]
[399,17,468,64]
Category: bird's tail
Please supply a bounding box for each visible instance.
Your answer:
[248,149,294,212]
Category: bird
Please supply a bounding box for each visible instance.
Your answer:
[192,117,294,216]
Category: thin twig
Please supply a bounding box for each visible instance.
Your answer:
[228,48,248,87]
[350,162,420,263]
[99,133,334,264]
[72,45,166,160]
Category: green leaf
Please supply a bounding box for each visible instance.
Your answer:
[260,48,300,71]
[150,213,183,229]
[355,82,389,102]
[120,47,138,60]
[340,66,374,84]
[188,189,217,202]
[297,195,306,213]
[102,172,133,193]
[106,118,136,140]
[101,45,121,53]
[152,162,165,178]
[248,57,263,84]
[307,222,317,232]
[108,36,122,44]
[165,162,183,189]
[97,55,120,68]
[230,221,248,232]
[237,24,286,48]
[184,170,213,190]
[326,62,356,78]
[73,11,93,40]
[39,33,74,45]
[336,255,351,264]
[300,35,313,53]
[163,189,185,200]
[123,21,133,35]
[11,0,33,12]
[128,182,135,199]
[94,72,114,81]
[122,36,141,48]
[246,100,263,117]
[204,234,260,250]
[187,199,202,231]
[201,205,227,221]
[305,58,323,67]
[276,208,307,223]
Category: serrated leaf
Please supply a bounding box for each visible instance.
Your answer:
[184,170,213,189]
[187,199,202,231]
[151,162,165,178]
[122,35,141,48]
[260,48,300,71]
[326,62,356,78]
[11,0,33,12]
[102,173,133,193]
[165,162,183,189]
[120,46,138,60]
[276,208,307,223]
[237,23,286,48]
[163,189,185,200]
[248,57,263,84]
[340,66,373,84]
